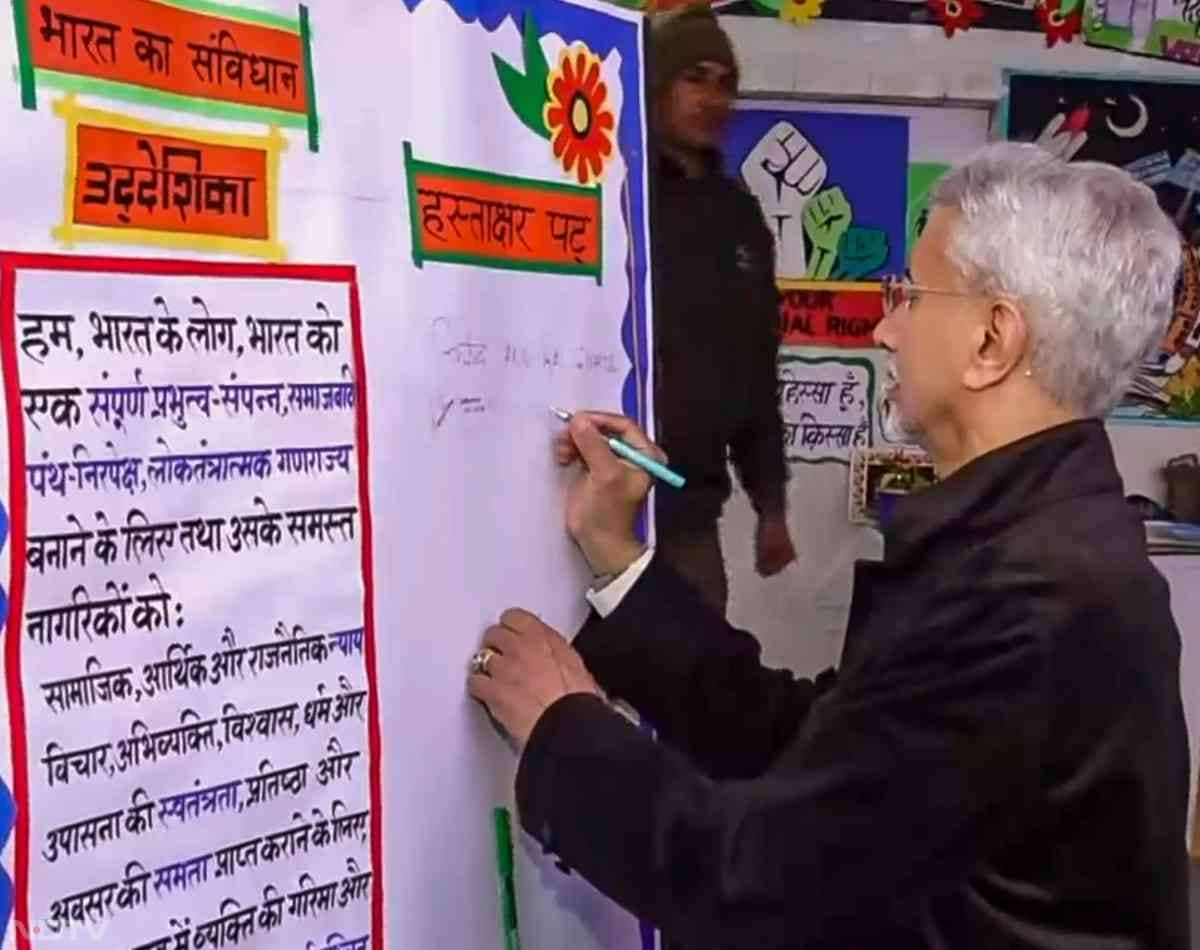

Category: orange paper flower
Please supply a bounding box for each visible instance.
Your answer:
[927,0,984,36]
[1035,0,1083,46]
[544,45,615,186]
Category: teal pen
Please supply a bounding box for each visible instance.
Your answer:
[550,407,686,489]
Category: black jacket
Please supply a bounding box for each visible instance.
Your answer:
[517,420,1192,948]
[652,152,787,533]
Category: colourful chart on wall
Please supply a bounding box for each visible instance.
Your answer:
[777,352,874,464]
[1003,71,1200,426]
[1084,0,1200,65]
[0,0,654,948]
[906,162,949,258]
[723,104,909,285]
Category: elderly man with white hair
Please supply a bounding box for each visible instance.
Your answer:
[469,142,1192,949]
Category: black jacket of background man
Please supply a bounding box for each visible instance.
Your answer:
[652,150,788,533]
[517,420,1192,948]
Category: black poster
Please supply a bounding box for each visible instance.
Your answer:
[1005,72,1200,424]
[1006,72,1200,234]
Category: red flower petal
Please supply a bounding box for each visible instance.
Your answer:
[583,60,600,96]
[592,81,608,110]
[563,139,581,173]
[595,109,614,131]
[596,132,613,157]
[546,106,566,128]
[552,76,568,104]
[929,0,983,35]
[562,55,576,86]
[553,128,571,158]
[1036,0,1082,45]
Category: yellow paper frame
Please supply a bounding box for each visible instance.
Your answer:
[777,279,881,293]
[52,95,288,261]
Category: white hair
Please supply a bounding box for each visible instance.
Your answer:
[932,142,1183,417]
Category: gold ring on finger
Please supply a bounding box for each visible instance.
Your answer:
[470,647,497,676]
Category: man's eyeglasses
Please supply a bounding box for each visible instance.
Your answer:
[881,274,978,315]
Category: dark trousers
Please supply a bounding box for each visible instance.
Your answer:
[657,521,728,618]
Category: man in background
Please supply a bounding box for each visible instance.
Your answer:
[648,7,795,615]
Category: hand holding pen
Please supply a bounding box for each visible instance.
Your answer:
[551,408,685,488]
[552,409,677,577]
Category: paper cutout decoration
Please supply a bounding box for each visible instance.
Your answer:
[927,0,985,35]
[1036,0,1085,46]
[780,0,827,26]
[493,12,553,140]
[544,45,616,186]
[493,14,614,185]
[752,0,1100,45]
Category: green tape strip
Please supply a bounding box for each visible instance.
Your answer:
[407,154,598,198]
[403,142,425,269]
[35,69,309,128]
[299,4,320,152]
[419,249,600,279]
[12,0,36,109]
[493,808,521,950]
[151,0,300,32]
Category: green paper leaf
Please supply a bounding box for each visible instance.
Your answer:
[493,54,550,139]
[1059,0,1083,14]
[523,11,550,92]
[492,11,552,140]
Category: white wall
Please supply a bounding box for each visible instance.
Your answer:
[716,18,1200,677]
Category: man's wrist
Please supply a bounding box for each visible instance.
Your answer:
[586,546,655,618]
[585,538,646,578]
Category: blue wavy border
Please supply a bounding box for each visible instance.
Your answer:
[0,500,12,945]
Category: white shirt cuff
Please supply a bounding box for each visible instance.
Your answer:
[586,547,655,618]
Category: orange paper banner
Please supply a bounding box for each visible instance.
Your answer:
[73,124,269,239]
[404,144,602,281]
[54,97,286,260]
[14,0,319,149]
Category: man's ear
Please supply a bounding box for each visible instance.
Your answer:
[963,298,1029,392]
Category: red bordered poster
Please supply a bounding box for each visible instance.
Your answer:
[0,254,382,950]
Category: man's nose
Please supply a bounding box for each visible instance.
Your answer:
[873,313,896,351]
